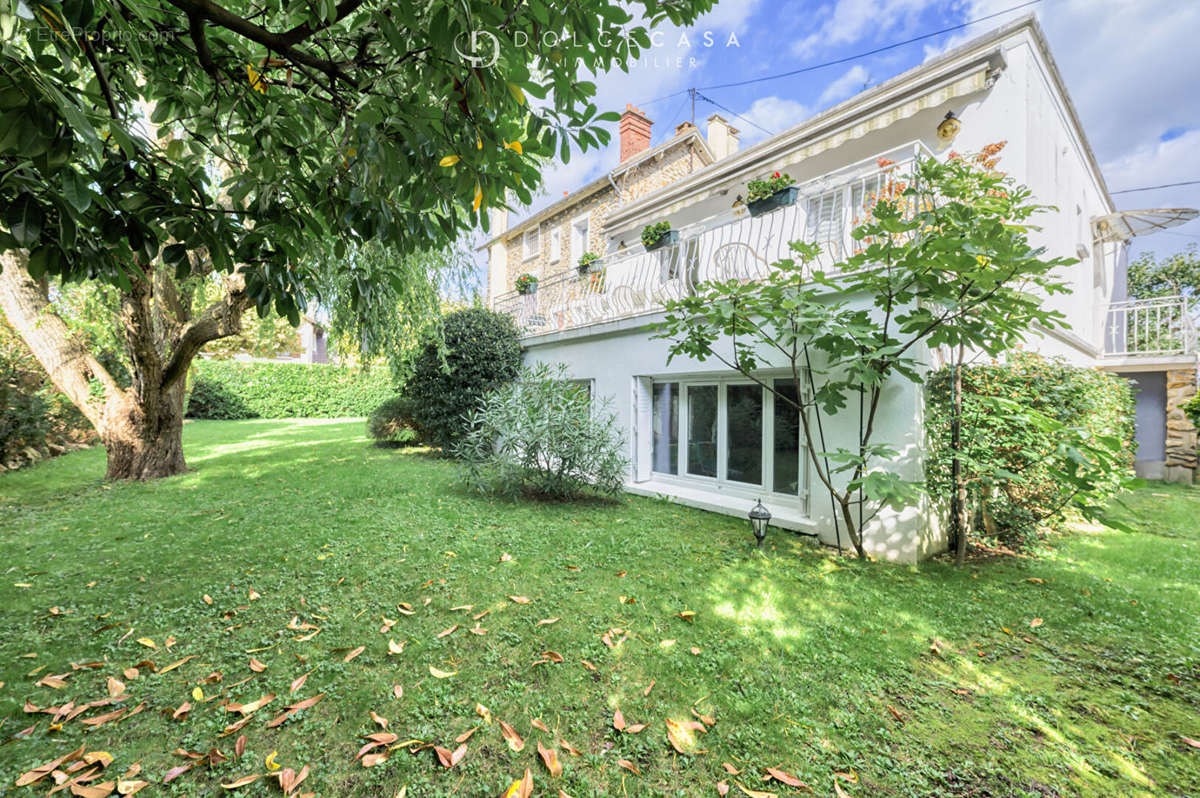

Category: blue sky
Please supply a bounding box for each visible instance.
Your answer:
[490,0,1200,269]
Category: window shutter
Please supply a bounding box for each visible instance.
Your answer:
[633,376,653,482]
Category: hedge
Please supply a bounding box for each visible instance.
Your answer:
[187,360,393,419]
[926,351,1134,549]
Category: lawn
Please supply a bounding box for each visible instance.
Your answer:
[1,419,1197,797]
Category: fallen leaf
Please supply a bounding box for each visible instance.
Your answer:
[393,685,404,700]
[643,680,655,697]
[162,764,192,783]
[202,594,213,605]
[16,745,85,786]
[379,617,396,634]
[192,687,204,702]
[344,646,365,662]
[388,639,405,655]
[455,726,478,743]
[172,701,191,720]
[509,595,531,604]
[264,750,281,771]
[221,774,261,789]
[736,784,776,798]
[158,655,194,674]
[500,552,513,562]
[136,638,156,650]
[290,672,309,693]
[613,709,626,732]
[1030,618,1044,628]
[362,752,388,768]
[537,618,559,626]
[765,768,809,788]
[666,717,706,754]
[248,588,261,601]
[429,666,456,679]
[833,778,851,798]
[475,703,491,724]
[249,658,266,672]
[531,718,550,733]
[235,735,247,757]
[371,710,389,729]
[500,719,525,752]
[437,625,459,639]
[559,738,582,756]
[106,676,125,697]
[887,705,905,723]
[116,778,149,795]
[677,610,696,622]
[581,660,597,671]
[537,740,562,777]
[718,781,730,796]
[1181,735,1200,749]
[435,742,468,768]
[723,762,742,775]
[616,759,640,775]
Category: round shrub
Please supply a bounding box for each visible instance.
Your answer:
[368,395,421,447]
[403,307,521,450]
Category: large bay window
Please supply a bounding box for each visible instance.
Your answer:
[647,376,808,512]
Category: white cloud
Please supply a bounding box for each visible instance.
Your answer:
[791,0,930,58]
[818,64,870,106]
[1103,128,1200,258]
[737,96,812,144]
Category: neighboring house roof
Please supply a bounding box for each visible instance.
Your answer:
[478,127,715,250]
[603,15,1113,233]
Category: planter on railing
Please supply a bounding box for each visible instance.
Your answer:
[644,229,679,252]
[577,253,604,275]
[747,185,800,217]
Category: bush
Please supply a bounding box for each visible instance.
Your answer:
[368,395,422,447]
[926,352,1135,550]
[1,323,94,470]
[402,307,522,450]
[1183,393,1200,431]
[186,360,393,419]
[456,363,627,500]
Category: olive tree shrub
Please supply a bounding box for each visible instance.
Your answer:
[456,364,627,500]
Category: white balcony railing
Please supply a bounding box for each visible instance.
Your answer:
[494,149,924,336]
[1104,296,1197,357]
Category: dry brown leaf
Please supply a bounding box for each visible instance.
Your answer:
[643,680,655,697]
[248,588,261,600]
[388,639,405,655]
[765,768,809,789]
[434,742,468,768]
[612,709,626,732]
[616,759,640,776]
[531,718,550,733]
[500,552,513,562]
[361,752,388,768]
[500,719,525,752]
[1026,577,1045,584]
[379,617,396,634]
[343,646,365,662]
[581,660,597,671]
[1029,617,1044,628]
[371,710,389,729]
[202,594,213,605]
[537,739,562,777]
[469,625,487,636]
[722,762,741,775]
[106,676,125,697]
[172,701,191,720]
[718,781,730,796]
[475,703,491,724]
[559,738,582,756]
[508,595,531,604]
[234,735,247,757]
[122,667,139,680]
[736,784,776,798]
[676,610,696,622]
[290,672,309,693]
[429,665,456,679]
[537,618,559,626]
[158,655,194,674]
[16,745,85,787]
[227,693,275,715]
[249,658,266,672]
[392,684,404,700]
[221,774,260,789]
[116,778,149,795]
[436,625,459,639]
[1181,735,1200,749]
[135,638,156,650]
[833,778,851,798]
[455,726,479,743]
[162,764,192,783]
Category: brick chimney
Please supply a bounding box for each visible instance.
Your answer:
[619,104,652,162]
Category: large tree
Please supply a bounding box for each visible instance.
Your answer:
[0,0,712,479]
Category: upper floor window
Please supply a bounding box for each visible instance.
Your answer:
[571,214,590,259]
[548,228,562,262]
[523,227,540,260]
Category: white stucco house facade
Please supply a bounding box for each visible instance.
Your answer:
[480,17,1198,562]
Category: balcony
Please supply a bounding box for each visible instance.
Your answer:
[1104,296,1197,358]
[494,150,923,337]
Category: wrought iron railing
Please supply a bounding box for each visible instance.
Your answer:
[1104,296,1197,356]
[494,148,925,336]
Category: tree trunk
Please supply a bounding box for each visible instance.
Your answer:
[100,377,188,480]
[952,346,969,567]
[1,247,250,481]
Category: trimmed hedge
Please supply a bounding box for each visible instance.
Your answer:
[187,360,393,419]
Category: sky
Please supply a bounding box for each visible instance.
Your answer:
[473,0,1200,288]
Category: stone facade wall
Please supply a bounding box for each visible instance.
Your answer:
[1165,368,1198,477]
[499,136,707,293]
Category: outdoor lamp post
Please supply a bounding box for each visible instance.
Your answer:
[748,499,771,548]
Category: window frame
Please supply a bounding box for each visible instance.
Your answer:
[570,213,590,261]
[548,227,562,263]
[522,226,541,261]
[648,373,809,514]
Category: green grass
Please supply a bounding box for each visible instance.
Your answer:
[1,419,1197,797]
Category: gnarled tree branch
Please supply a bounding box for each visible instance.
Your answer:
[160,279,252,391]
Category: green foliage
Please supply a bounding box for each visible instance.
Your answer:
[0,0,714,322]
[0,322,93,470]
[514,273,539,294]
[926,352,1135,549]
[402,307,522,449]
[186,360,392,420]
[456,363,626,499]
[367,395,422,447]
[658,147,1076,556]
[1183,392,1200,430]
[640,220,672,248]
[746,171,795,203]
[1128,244,1200,302]
[577,251,601,270]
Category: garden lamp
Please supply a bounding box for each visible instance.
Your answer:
[748,499,771,548]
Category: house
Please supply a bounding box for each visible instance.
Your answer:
[480,16,1198,562]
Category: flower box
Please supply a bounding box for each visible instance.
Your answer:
[747,185,799,217]
[644,229,679,252]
